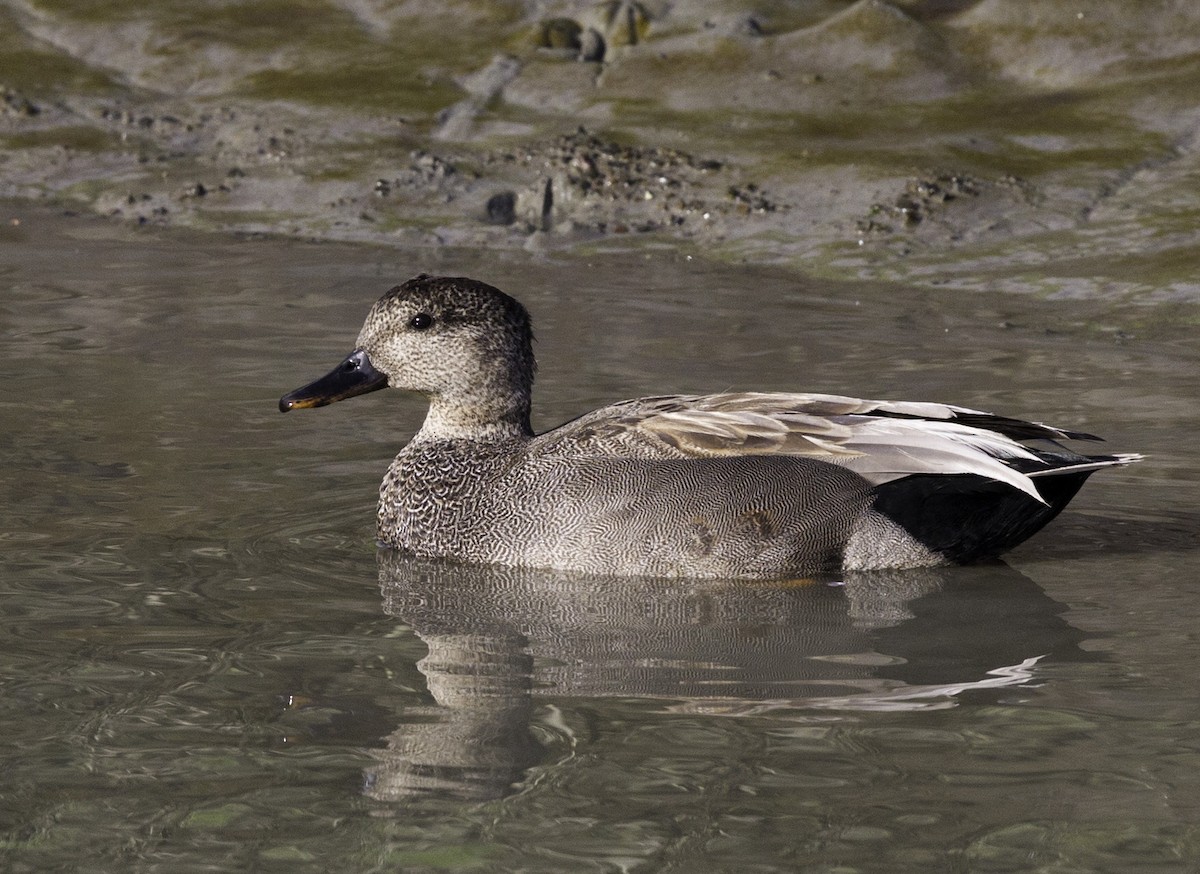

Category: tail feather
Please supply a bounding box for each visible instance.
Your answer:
[1025,452,1143,478]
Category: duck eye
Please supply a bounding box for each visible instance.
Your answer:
[409,313,434,331]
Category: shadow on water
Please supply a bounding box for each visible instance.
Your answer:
[366,554,1093,803]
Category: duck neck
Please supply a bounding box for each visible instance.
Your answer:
[417,390,534,444]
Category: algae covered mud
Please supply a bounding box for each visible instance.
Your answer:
[4,0,1200,299]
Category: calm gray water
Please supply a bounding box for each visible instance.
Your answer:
[2,203,1198,872]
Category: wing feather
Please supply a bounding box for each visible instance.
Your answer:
[536,391,1112,504]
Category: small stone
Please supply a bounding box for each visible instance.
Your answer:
[579,28,605,62]
[537,18,583,50]
[485,191,517,225]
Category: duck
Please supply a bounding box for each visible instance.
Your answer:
[280,274,1140,579]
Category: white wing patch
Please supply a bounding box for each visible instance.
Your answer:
[828,417,1048,503]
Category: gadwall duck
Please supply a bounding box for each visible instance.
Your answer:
[280,275,1139,578]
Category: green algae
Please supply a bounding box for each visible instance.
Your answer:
[1,125,120,151]
[246,64,461,116]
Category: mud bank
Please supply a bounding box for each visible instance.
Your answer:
[3,0,1200,299]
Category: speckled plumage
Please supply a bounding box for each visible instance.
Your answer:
[282,274,1140,579]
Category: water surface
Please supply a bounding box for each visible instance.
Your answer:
[1,204,1197,872]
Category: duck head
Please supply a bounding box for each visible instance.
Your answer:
[280,275,536,439]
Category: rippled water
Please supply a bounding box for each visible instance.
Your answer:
[2,203,1198,871]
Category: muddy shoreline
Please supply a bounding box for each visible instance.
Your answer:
[3,0,1200,300]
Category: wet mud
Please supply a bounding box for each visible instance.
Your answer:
[3,0,1200,298]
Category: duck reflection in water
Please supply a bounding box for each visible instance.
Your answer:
[363,555,1092,804]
